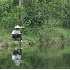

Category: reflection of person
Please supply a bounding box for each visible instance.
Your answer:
[12,48,22,66]
[12,25,23,42]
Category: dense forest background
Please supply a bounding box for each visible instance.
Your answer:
[0,0,70,69]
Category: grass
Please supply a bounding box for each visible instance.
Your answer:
[0,25,70,68]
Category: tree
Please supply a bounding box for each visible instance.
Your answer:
[19,0,23,26]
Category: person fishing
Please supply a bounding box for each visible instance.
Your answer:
[11,25,23,42]
[12,48,22,66]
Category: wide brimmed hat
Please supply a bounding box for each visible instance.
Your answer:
[14,25,21,28]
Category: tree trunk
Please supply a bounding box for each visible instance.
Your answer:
[19,0,23,26]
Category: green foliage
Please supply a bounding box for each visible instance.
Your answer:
[0,0,69,28]
[13,0,19,6]
[62,2,70,28]
[0,0,70,69]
